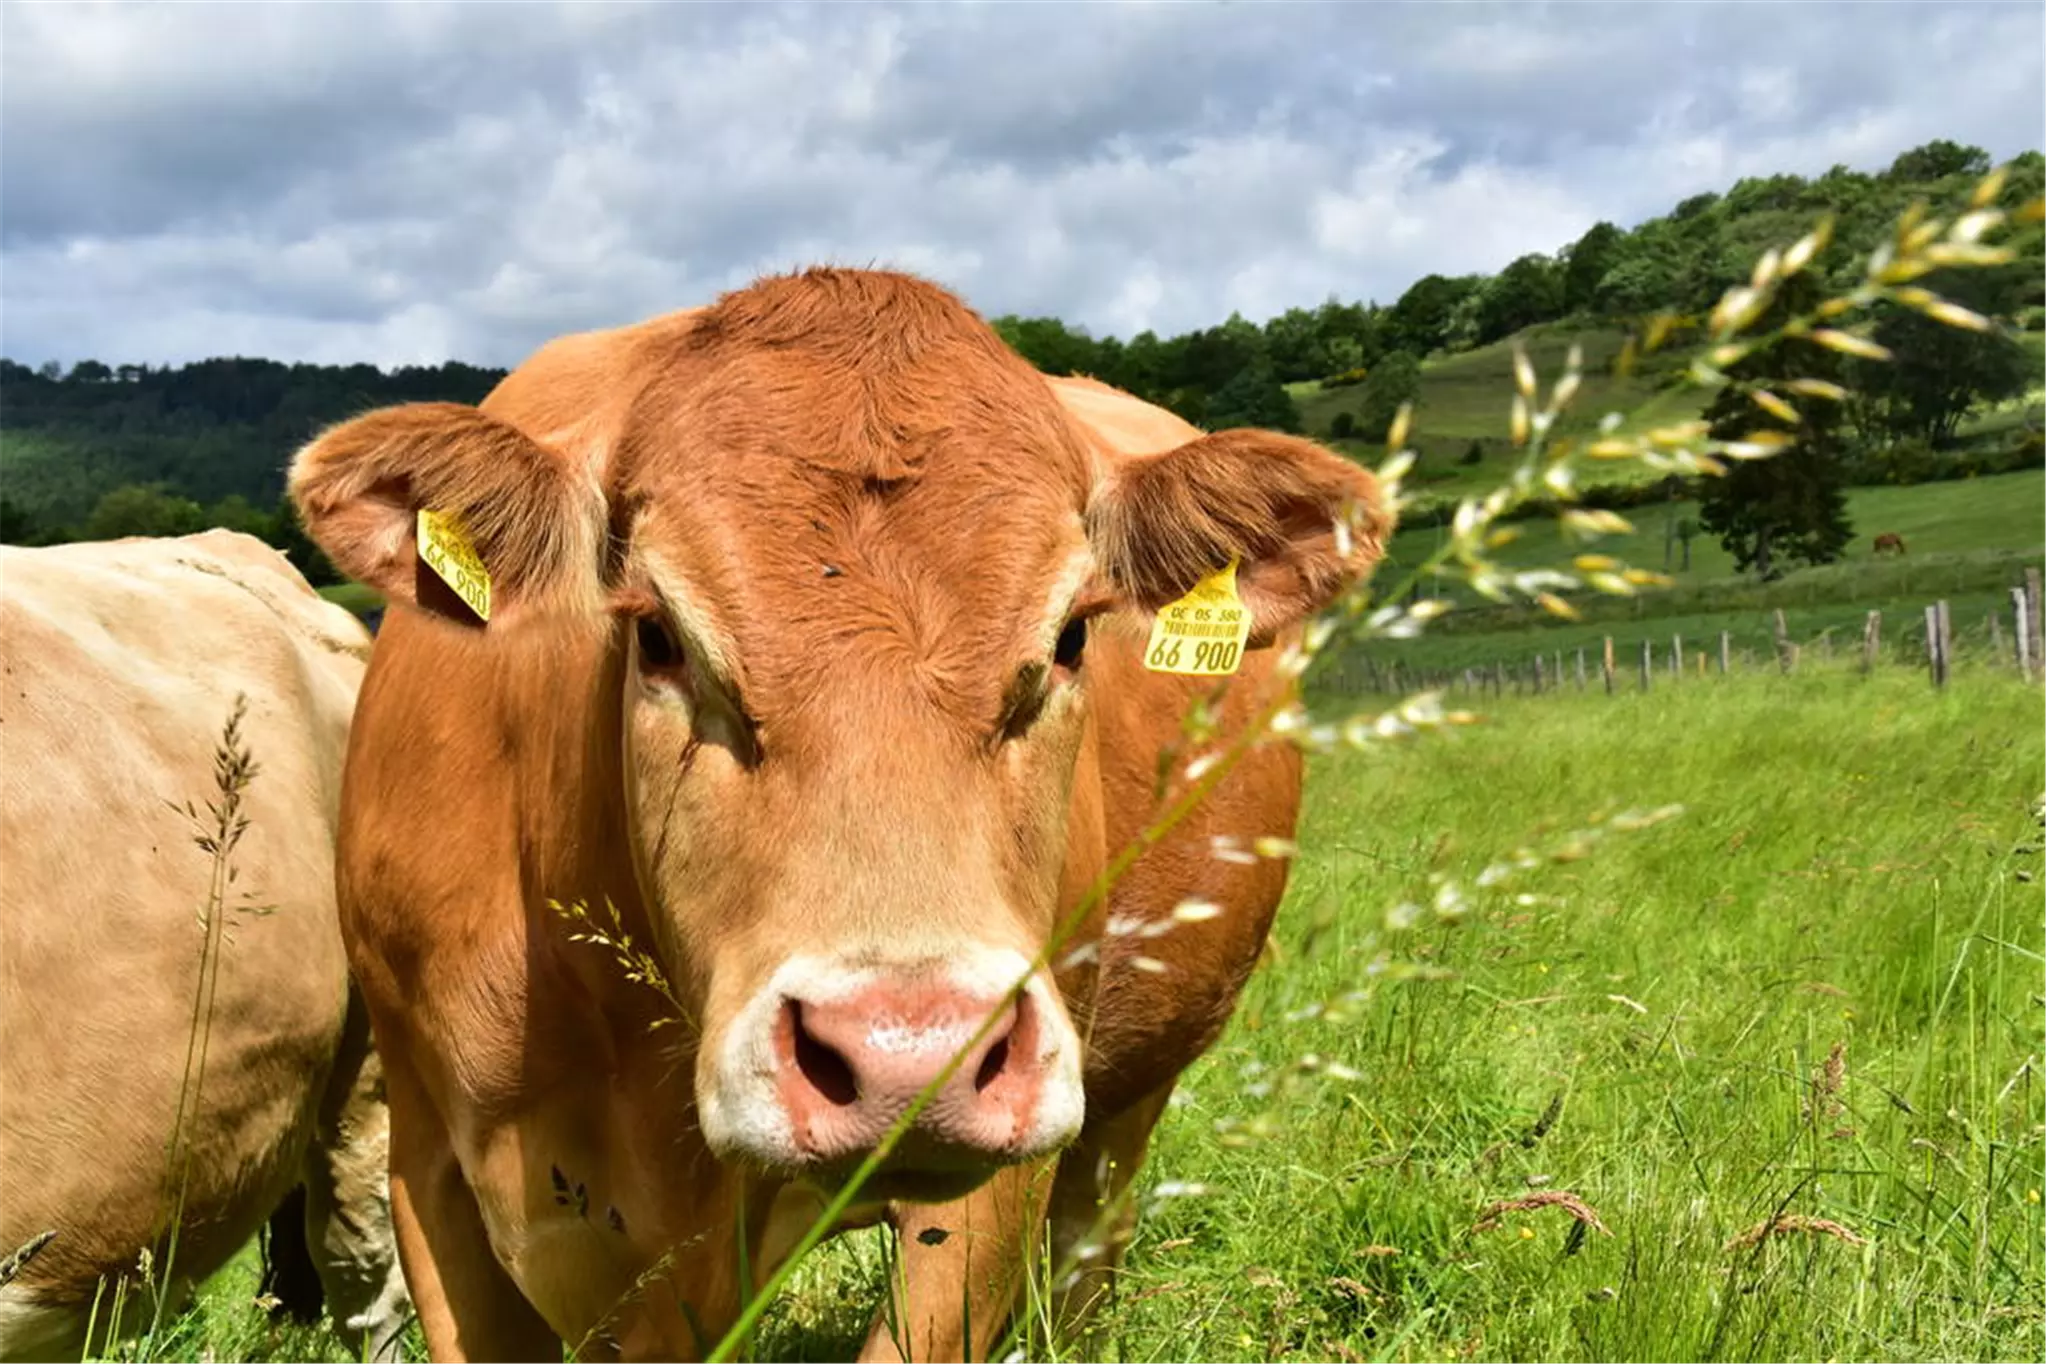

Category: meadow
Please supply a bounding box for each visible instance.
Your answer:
[1290,323,1703,503]
[113,663,2044,1363]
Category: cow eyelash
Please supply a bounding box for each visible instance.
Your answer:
[999,615,1089,742]
[634,612,762,743]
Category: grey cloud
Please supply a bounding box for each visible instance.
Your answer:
[0,0,2038,369]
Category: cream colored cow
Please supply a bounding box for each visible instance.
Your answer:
[0,530,410,1361]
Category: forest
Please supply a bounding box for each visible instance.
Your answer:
[2,137,2038,589]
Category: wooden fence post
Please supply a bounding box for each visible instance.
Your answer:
[1493,660,1506,697]
[1773,609,1793,674]
[1989,613,2005,667]
[1576,647,1587,691]
[1671,634,1683,680]
[2015,586,2035,681]
[1534,654,1547,694]
[1719,630,1731,675]
[1926,602,1949,688]
[1862,610,1881,675]
[1937,600,1952,683]
[1639,638,1652,691]
[1602,636,1615,695]
[2021,564,2037,683]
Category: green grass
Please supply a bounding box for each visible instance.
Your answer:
[317,582,384,616]
[98,669,2045,1363]
[1079,667,2044,1362]
[1359,469,2044,656]
[1293,323,1711,504]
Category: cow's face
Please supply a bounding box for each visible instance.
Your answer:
[289,269,1387,1199]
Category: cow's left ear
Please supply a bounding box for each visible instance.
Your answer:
[1085,428,1393,648]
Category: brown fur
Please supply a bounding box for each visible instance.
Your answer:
[288,267,1391,1361]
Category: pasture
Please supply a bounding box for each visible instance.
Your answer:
[104,665,2044,1362]
[1291,323,1707,501]
[1376,467,2046,612]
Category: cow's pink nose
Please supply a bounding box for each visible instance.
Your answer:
[773,981,1048,1166]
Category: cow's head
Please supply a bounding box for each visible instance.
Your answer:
[290,270,1388,1199]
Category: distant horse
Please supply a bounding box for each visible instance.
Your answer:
[1872,532,1907,556]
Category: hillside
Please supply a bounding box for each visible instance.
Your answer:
[2,137,2039,586]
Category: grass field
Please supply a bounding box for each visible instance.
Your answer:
[112,666,2044,1363]
[1289,323,1710,503]
[1351,469,2045,665]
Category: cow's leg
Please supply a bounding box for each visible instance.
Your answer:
[1042,1083,1175,1352]
[856,1160,1054,1364]
[385,1055,558,1363]
[301,993,411,1362]
[259,1184,325,1326]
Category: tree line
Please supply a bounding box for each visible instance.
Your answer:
[1,138,2038,589]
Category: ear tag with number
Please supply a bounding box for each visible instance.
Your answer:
[417,508,492,622]
[1143,557,1251,676]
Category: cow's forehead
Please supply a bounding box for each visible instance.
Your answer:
[625,447,1092,732]
[604,270,1101,718]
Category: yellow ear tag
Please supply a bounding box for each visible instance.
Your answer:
[416,508,492,622]
[1143,557,1251,676]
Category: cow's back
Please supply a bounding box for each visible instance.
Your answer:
[0,531,371,1356]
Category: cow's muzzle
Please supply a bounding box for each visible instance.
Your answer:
[700,949,1085,1191]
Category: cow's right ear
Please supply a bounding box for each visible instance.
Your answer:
[287,402,606,623]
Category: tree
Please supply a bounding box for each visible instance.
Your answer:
[1596,250,1680,317]
[0,496,39,544]
[1355,350,1422,442]
[1885,139,1990,184]
[1697,424,1854,580]
[273,494,340,587]
[1204,358,1302,434]
[1562,222,1625,314]
[1857,266,2032,448]
[84,483,208,541]
[990,316,1100,377]
[1695,278,1855,580]
[1388,274,1479,356]
[206,493,278,539]
[1262,306,1329,383]
[1476,253,1565,344]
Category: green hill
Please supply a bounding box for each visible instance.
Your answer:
[4,136,2039,599]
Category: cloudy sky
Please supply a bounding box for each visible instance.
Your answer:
[2,0,2040,371]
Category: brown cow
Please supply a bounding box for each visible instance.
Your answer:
[1872,531,1907,556]
[0,531,410,1361]
[287,267,1391,1362]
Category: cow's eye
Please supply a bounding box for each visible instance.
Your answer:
[1053,617,1087,673]
[637,617,685,672]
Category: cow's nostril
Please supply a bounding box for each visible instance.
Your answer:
[788,1001,859,1106]
[973,1034,1011,1092]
